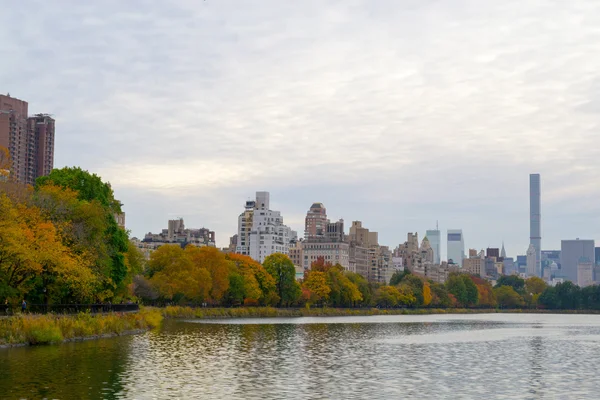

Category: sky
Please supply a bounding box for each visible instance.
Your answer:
[2,0,600,259]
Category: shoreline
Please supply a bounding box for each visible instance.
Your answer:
[0,308,162,348]
[161,306,600,319]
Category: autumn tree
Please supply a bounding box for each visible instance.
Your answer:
[494,285,524,308]
[35,168,129,296]
[303,271,331,306]
[226,253,277,306]
[374,286,401,307]
[263,254,301,307]
[326,264,363,307]
[346,272,372,306]
[0,146,10,180]
[186,246,230,302]
[495,275,525,294]
[0,193,95,303]
[446,273,467,306]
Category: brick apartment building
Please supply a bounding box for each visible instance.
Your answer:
[0,94,55,185]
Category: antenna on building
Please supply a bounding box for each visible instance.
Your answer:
[436,220,439,230]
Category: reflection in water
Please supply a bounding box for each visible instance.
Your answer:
[3,314,600,399]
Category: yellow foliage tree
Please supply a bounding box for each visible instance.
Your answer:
[186,246,230,302]
[422,283,432,306]
[303,271,331,305]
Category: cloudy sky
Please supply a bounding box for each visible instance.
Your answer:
[2,0,600,259]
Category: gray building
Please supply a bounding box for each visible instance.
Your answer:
[561,239,595,283]
[530,174,542,277]
[425,228,441,264]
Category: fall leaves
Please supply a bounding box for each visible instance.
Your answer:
[137,246,280,306]
[0,167,133,304]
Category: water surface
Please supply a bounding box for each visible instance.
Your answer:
[2,313,600,399]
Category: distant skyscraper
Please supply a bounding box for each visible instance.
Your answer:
[501,242,507,259]
[561,239,595,283]
[486,248,500,259]
[447,229,464,267]
[529,174,541,277]
[526,244,536,277]
[425,226,441,264]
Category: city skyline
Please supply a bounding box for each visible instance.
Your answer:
[3,1,600,257]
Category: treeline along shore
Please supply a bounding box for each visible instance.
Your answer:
[3,155,600,347]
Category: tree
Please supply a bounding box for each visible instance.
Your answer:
[346,272,372,306]
[389,269,410,286]
[149,245,211,302]
[263,254,301,306]
[35,168,129,295]
[0,146,10,180]
[399,274,425,306]
[303,271,331,306]
[430,283,452,307]
[226,253,277,305]
[494,285,524,308]
[186,246,230,302]
[422,283,432,307]
[525,276,547,296]
[462,275,479,306]
[495,275,525,294]
[446,273,468,306]
[374,286,400,308]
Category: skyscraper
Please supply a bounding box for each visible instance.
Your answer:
[425,227,441,264]
[447,229,464,267]
[529,173,541,277]
[561,239,595,283]
[526,244,536,277]
[0,94,55,185]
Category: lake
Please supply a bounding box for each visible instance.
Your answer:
[2,313,600,399]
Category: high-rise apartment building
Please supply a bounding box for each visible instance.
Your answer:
[305,203,328,240]
[530,174,541,277]
[425,228,441,264]
[447,229,464,266]
[236,191,296,263]
[0,94,55,185]
[561,239,595,283]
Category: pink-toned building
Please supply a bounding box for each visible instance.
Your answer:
[0,94,55,185]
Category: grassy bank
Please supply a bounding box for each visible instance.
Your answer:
[161,306,600,319]
[0,308,163,346]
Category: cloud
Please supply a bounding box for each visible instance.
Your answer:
[2,0,600,257]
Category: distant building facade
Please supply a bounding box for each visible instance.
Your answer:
[530,173,542,277]
[143,218,216,248]
[561,239,595,283]
[0,94,55,185]
[447,229,464,267]
[425,228,441,264]
[235,192,296,263]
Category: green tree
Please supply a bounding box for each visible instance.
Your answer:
[35,168,129,294]
[374,286,400,307]
[346,272,372,306]
[389,269,410,286]
[462,275,479,306]
[263,254,301,306]
[525,276,547,296]
[495,275,525,294]
[494,285,524,308]
[446,273,468,305]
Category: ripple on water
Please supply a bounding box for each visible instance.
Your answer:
[3,314,600,399]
